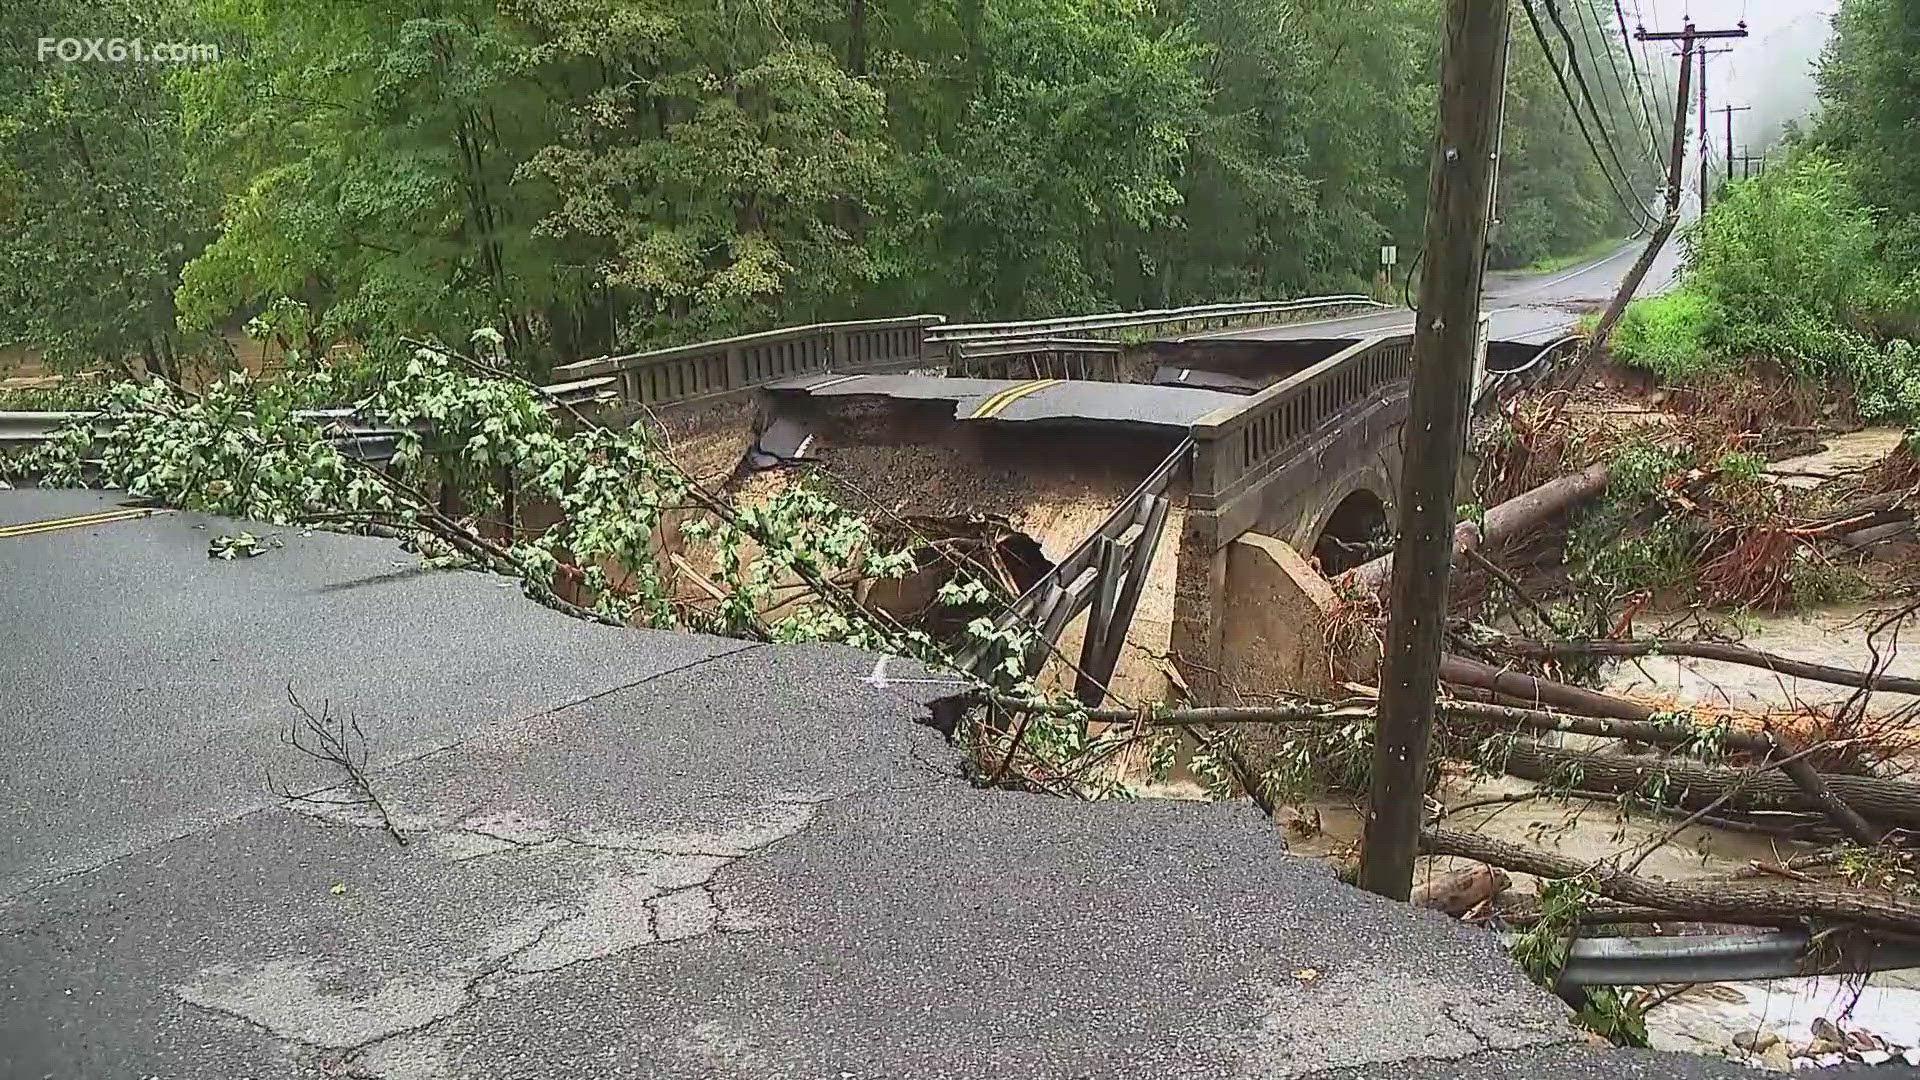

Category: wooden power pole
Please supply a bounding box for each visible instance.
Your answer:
[1695,46,1734,213]
[1356,0,1509,902]
[1587,19,1746,353]
[1716,104,1751,186]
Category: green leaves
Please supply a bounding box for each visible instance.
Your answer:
[0,0,214,378]
[1614,147,1920,424]
[19,329,932,655]
[209,530,276,559]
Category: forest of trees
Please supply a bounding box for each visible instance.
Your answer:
[2,0,1662,378]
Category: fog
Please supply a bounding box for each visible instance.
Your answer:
[1636,0,1838,175]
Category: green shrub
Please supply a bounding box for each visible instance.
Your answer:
[1612,288,1718,380]
[1855,338,1920,422]
[1612,150,1920,423]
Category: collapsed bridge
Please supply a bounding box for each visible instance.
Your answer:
[550,297,1573,706]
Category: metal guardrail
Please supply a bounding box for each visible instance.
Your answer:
[926,296,1386,345]
[0,378,618,462]
[0,409,418,461]
[950,338,1125,382]
[951,337,1122,361]
[0,411,111,447]
[958,439,1186,704]
[1546,928,1920,987]
[553,315,946,409]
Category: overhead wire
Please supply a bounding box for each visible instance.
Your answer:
[1610,0,1667,164]
[1627,0,1679,205]
[1572,0,1660,171]
[1540,0,1658,211]
[1519,0,1660,228]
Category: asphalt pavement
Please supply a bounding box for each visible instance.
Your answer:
[768,371,1244,433]
[3,489,1866,1078]
[1216,233,1686,348]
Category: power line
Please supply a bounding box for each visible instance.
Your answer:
[1542,0,1652,195]
[1522,0,1658,227]
[1613,0,1665,162]
[1573,0,1660,171]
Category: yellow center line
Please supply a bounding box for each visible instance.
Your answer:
[971,378,1061,420]
[966,381,1031,420]
[0,506,166,540]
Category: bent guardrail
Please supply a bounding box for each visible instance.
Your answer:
[948,337,1125,381]
[957,439,1186,705]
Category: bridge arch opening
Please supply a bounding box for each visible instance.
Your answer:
[1312,489,1390,575]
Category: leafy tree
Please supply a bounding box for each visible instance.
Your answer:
[0,0,214,378]
[517,0,901,345]
[909,0,1208,316]
[1816,0,1920,261]
[2,0,1705,378]
[176,0,582,371]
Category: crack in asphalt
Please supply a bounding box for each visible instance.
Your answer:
[173,792,829,1079]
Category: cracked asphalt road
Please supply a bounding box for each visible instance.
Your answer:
[0,489,1889,1078]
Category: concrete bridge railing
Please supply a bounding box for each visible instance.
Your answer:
[553,315,947,409]
[549,297,1389,412]
[1188,333,1415,535]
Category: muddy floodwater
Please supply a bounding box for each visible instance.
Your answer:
[1139,601,1920,1069]
[1595,603,1920,721]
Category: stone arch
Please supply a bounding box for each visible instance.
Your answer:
[1307,479,1392,575]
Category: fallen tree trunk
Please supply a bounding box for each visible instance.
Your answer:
[1440,653,1656,722]
[1486,636,1920,698]
[1500,741,1920,831]
[1022,695,1773,753]
[1348,462,1610,594]
[1500,903,1800,929]
[1412,864,1509,916]
[1441,699,1772,754]
[1422,826,1920,935]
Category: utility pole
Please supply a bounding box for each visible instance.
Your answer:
[1695,46,1734,212]
[1485,26,1513,269]
[1715,104,1751,186]
[1588,19,1747,352]
[1356,0,1509,902]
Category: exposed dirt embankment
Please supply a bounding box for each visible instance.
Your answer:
[744,397,1191,703]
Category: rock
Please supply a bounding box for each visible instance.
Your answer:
[1861,1050,1893,1065]
[1847,1027,1884,1051]
[1816,1053,1848,1068]
[1735,1030,1783,1053]
[1906,1047,1920,1066]
[1762,1042,1793,1071]
[1804,1037,1845,1056]
[1763,428,1909,490]
[1810,1017,1844,1044]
